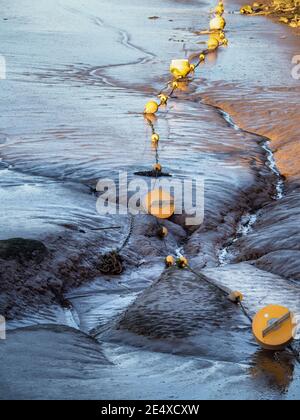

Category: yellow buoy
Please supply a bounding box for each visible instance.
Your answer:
[158,226,168,238]
[177,256,188,269]
[228,291,244,304]
[209,15,226,31]
[199,53,206,62]
[217,31,225,41]
[165,255,175,267]
[153,163,162,172]
[151,133,160,143]
[207,35,219,50]
[158,94,168,105]
[144,101,159,115]
[144,188,175,219]
[213,30,225,44]
[240,5,253,15]
[170,59,192,79]
[252,305,296,351]
[215,2,224,15]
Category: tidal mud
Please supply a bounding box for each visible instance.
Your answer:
[0,0,300,400]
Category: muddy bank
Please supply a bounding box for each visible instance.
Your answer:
[0,325,110,400]
[3,324,297,400]
[0,171,140,319]
[199,3,300,280]
[113,267,254,362]
[202,86,300,181]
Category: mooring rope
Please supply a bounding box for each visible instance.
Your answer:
[186,265,253,324]
[118,214,135,253]
[98,214,135,275]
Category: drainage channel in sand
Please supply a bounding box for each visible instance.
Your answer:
[216,109,285,266]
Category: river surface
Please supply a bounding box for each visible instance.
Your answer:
[0,0,300,400]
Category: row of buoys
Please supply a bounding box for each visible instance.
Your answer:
[143,3,228,115]
[140,2,297,353]
[165,255,189,269]
[143,2,229,207]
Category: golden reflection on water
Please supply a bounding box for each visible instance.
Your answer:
[143,114,157,125]
[250,350,295,393]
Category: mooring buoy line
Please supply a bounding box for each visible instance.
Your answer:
[95,2,299,358]
[139,1,298,356]
[98,4,229,266]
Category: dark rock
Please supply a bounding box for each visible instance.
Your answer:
[0,238,48,263]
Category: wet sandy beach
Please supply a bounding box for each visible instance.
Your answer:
[0,0,300,400]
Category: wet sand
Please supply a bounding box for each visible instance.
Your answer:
[0,0,300,400]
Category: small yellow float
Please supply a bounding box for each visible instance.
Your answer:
[228,291,244,304]
[158,94,168,105]
[153,163,162,172]
[215,2,225,15]
[151,133,160,144]
[165,255,175,267]
[177,256,188,269]
[158,226,168,238]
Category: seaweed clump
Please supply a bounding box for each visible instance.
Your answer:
[240,1,300,28]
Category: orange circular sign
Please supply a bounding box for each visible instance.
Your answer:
[144,189,175,219]
[252,305,296,351]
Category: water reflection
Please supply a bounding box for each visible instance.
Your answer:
[250,350,295,394]
[143,113,157,125]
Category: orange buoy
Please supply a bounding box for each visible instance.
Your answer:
[228,291,244,304]
[252,305,296,351]
[165,255,175,267]
[177,256,188,269]
[158,94,168,105]
[158,226,168,238]
[144,188,175,219]
[153,163,162,172]
[151,134,160,144]
[199,53,206,62]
